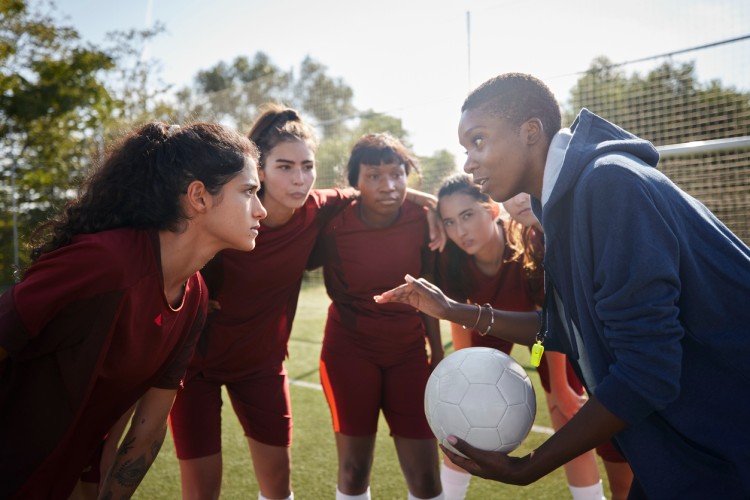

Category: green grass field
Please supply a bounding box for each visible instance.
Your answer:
[136,282,612,499]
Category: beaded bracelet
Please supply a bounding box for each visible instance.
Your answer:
[462,303,482,331]
[478,303,494,336]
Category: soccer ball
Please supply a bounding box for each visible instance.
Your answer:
[424,347,536,456]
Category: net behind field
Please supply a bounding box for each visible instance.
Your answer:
[309,4,750,248]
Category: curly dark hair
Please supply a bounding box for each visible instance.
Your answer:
[346,133,419,187]
[29,121,258,262]
[462,72,562,142]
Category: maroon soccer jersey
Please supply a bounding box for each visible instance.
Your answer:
[0,228,206,498]
[438,219,543,352]
[314,199,434,357]
[190,189,354,379]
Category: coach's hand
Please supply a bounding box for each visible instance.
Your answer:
[374,274,454,321]
[441,435,536,486]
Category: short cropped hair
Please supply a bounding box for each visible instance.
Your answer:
[462,73,562,142]
[346,133,418,187]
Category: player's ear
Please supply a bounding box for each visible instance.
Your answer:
[522,118,545,146]
[185,180,210,214]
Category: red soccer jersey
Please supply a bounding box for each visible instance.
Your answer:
[190,189,354,379]
[313,199,434,358]
[0,228,206,498]
[438,219,543,351]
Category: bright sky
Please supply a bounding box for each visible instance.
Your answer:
[54,0,749,163]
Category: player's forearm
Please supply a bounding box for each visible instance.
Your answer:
[98,388,175,499]
[98,422,167,499]
[405,188,437,210]
[100,405,136,482]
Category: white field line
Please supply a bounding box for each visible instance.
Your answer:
[289,378,556,436]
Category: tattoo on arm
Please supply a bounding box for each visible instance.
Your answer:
[150,438,163,459]
[114,455,147,487]
[117,436,135,456]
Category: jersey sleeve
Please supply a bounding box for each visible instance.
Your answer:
[312,188,357,227]
[0,237,127,356]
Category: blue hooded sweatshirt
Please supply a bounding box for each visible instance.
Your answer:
[532,109,750,498]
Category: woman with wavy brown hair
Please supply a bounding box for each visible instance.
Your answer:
[434,174,614,500]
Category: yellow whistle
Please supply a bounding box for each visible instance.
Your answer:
[530,341,544,368]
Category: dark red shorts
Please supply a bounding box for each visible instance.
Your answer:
[470,331,513,354]
[169,367,292,460]
[536,352,584,395]
[319,347,433,439]
[79,439,105,483]
[597,439,628,463]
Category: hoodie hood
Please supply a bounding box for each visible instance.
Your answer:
[529,108,661,363]
[538,108,660,214]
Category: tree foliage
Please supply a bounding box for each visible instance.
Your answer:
[416,149,459,195]
[293,56,355,138]
[0,1,181,284]
[0,0,115,282]
[566,56,750,145]
[101,22,176,126]
[175,54,456,191]
[177,52,291,131]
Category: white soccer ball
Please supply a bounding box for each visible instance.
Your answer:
[424,347,536,456]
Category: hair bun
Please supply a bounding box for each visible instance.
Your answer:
[281,108,300,122]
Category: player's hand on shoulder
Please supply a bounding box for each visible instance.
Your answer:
[426,209,447,252]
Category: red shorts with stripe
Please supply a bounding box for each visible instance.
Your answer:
[319,347,434,439]
[169,366,292,459]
